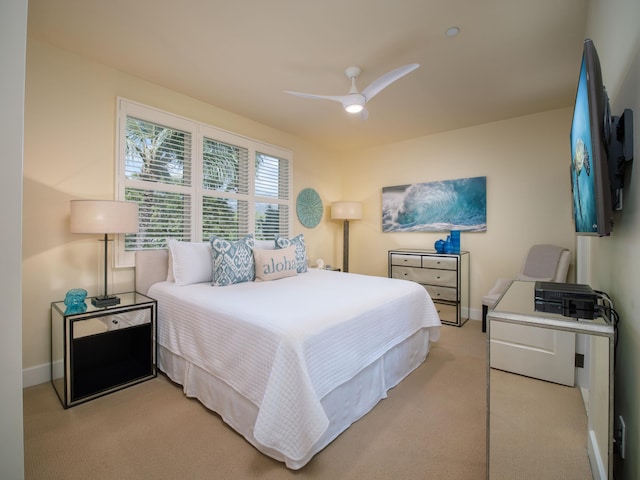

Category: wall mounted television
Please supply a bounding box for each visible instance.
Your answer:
[570,39,633,236]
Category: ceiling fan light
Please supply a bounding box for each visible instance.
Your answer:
[342,93,366,114]
[345,104,364,114]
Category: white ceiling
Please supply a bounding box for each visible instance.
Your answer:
[27,0,587,153]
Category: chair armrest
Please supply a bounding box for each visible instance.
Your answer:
[487,277,513,296]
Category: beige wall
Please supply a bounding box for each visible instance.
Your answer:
[341,108,577,311]
[23,38,579,373]
[16,2,640,478]
[585,1,640,479]
[23,40,343,372]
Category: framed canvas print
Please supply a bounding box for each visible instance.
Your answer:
[382,176,486,232]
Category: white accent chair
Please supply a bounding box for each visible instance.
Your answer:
[481,244,571,332]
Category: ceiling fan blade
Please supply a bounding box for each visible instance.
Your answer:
[361,63,420,102]
[283,91,348,104]
[285,91,367,114]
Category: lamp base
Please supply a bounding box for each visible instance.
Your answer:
[91,295,121,308]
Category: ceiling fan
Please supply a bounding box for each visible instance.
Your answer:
[284,63,420,118]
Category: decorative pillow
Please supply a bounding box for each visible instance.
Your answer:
[210,235,255,286]
[253,246,298,282]
[167,239,213,286]
[275,234,308,273]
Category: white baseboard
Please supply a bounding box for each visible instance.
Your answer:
[23,361,59,388]
[587,429,607,480]
[463,307,482,322]
[580,386,589,412]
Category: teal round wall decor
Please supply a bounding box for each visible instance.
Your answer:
[296,188,323,228]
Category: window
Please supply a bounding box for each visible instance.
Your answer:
[116,99,292,266]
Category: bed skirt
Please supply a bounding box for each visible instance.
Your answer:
[158,327,432,469]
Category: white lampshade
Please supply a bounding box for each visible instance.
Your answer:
[70,200,139,234]
[331,201,362,220]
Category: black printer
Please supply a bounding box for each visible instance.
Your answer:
[534,281,600,319]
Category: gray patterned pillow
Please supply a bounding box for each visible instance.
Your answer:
[209,235,255,286]
[275,234,308,273]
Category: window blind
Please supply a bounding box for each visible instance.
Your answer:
[116,98,292,264]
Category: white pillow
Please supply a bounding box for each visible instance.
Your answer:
[254,239,276,250]
[167,239,213,286]
[166,248,175,282]
[253,245,298,281]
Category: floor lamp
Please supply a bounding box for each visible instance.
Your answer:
[70,200,139,307]
[331,201,362,273]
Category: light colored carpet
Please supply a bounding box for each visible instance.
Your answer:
[23,321,487,479]
[489,368,592,480]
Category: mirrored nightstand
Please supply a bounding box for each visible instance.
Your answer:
[51,291,157,408]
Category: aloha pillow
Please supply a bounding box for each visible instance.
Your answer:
[275,234,308,273]
[209,235,255,286]
[167,239,213,286]
[253,245,298,281]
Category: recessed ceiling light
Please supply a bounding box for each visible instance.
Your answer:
[446,26,460,37]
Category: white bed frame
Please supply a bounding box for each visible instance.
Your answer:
[135,249,432,469]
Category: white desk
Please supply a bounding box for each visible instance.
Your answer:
[487,280,615,480]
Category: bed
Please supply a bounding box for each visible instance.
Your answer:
[135,241,441,469]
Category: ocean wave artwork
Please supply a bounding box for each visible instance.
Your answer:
[382,176,487,232]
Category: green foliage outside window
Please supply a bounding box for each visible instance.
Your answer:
[121,110,290,250]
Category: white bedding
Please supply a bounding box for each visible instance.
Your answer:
[148,268,440,467]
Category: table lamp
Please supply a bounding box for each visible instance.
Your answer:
[70,200,139,307]
[331,201,362,273]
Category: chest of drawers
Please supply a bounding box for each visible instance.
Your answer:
[388,249,470,326]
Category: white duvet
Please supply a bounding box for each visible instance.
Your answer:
[149,269,440,463]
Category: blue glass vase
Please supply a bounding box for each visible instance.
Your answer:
[444,235,453,254]
[64,288,88,314]
[450,230,460,253]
